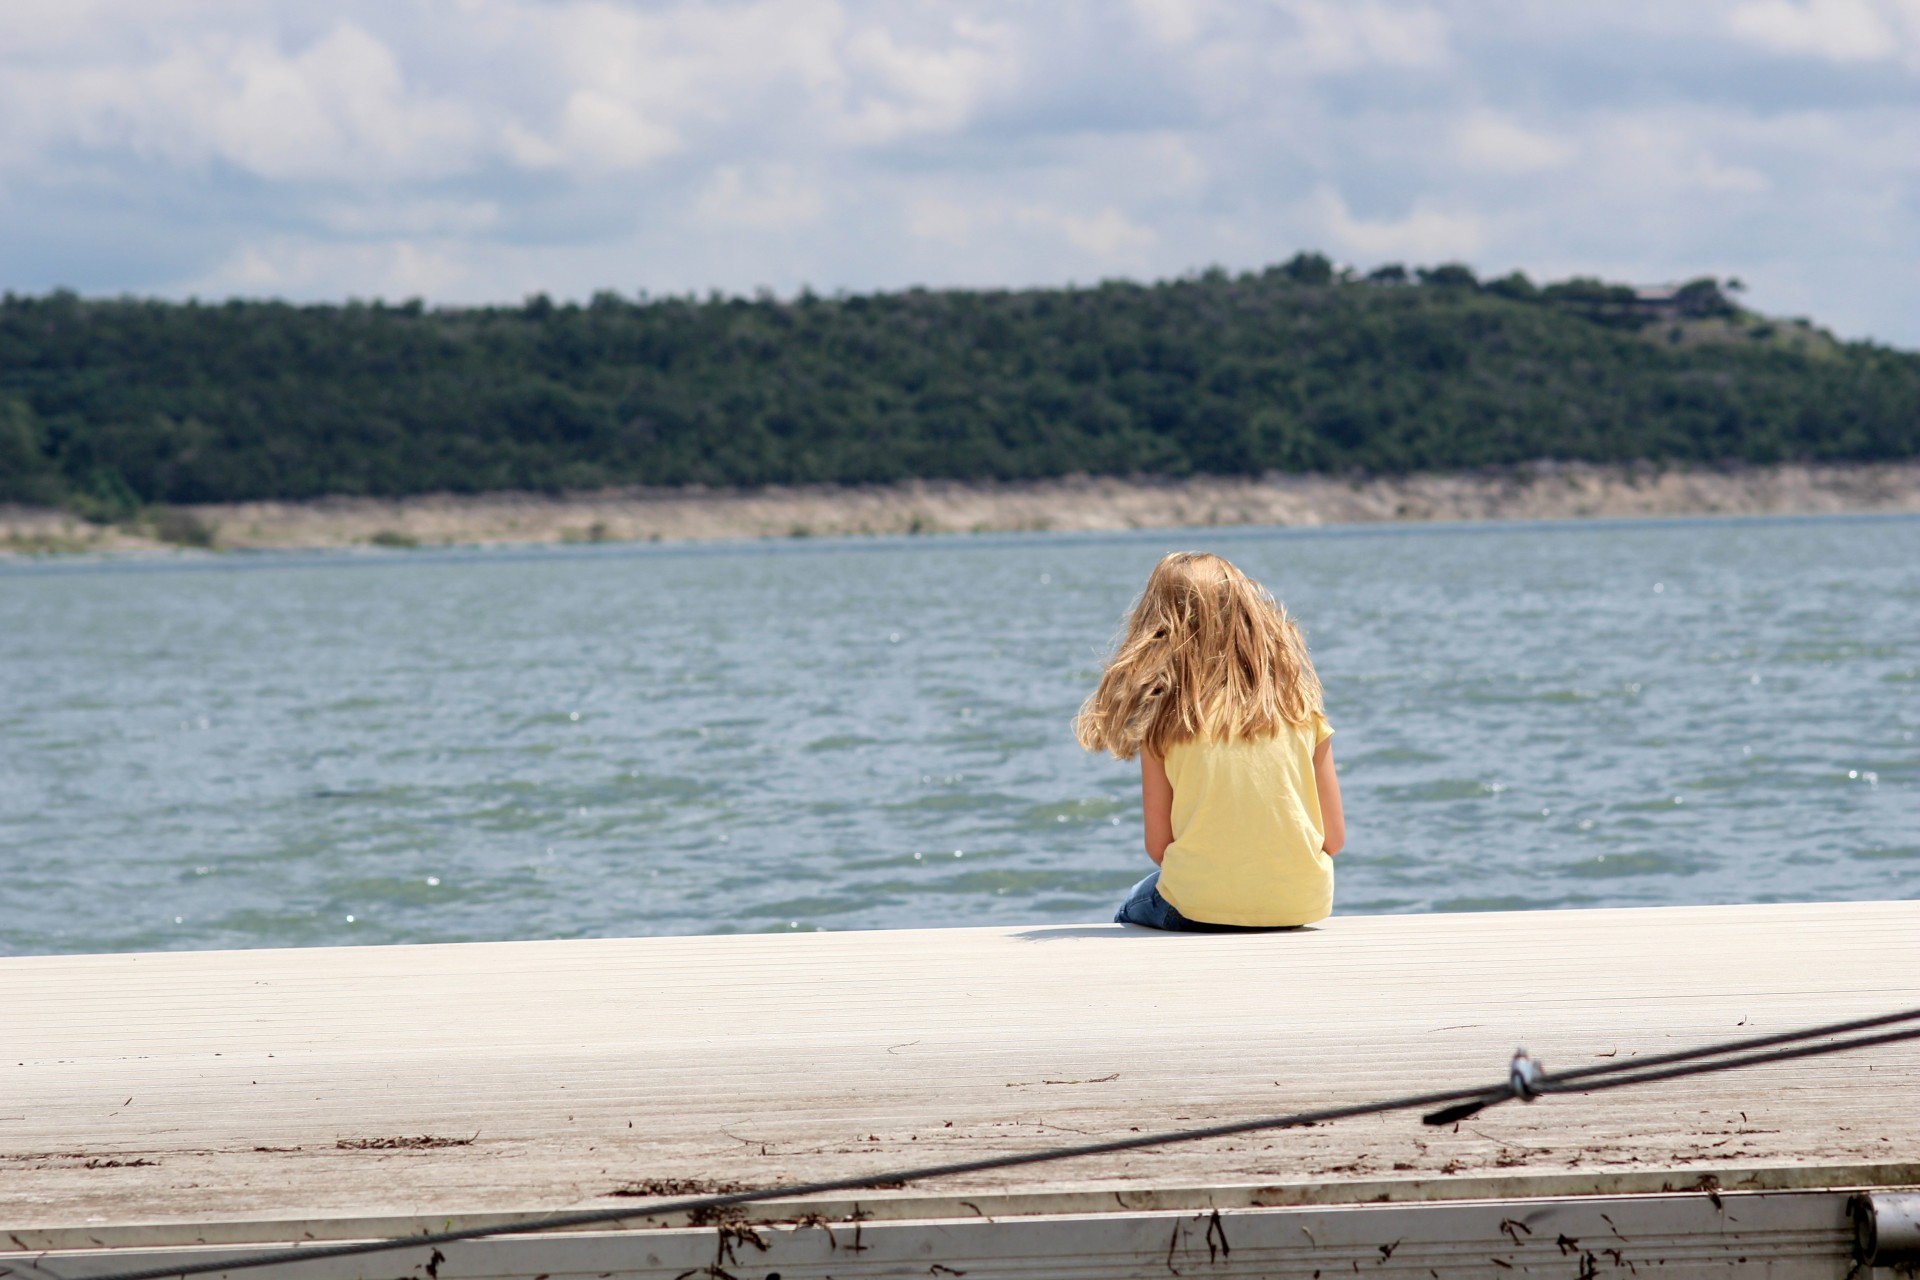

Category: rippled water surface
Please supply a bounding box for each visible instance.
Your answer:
[3,516,1916,955]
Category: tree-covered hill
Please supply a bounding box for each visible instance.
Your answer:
[2,255,1916,513]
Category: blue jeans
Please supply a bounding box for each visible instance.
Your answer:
[1114,870,1300,933]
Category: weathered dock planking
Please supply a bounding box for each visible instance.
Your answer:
[4,900,1918,1277]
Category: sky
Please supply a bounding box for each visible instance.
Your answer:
[2,0,1916,345]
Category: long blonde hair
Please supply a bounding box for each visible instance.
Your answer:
[1075,552,1323,760]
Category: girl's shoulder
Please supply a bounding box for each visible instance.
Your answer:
[1172,712,1330,760]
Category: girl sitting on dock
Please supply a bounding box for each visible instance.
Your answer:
[1076,551,1345,931]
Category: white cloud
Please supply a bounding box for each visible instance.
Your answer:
[1693,157,1772,192]
[1131,0,1215,47]
[1729,0,1920,67]
[555,89,681,171]
[315,198,503,238]
[476,0,832,172]
[1017,206,1158,260]
[1311,188,1483,261]
[907,196,977,246]
[900,197,1156,262]
[40,23,484,183]
[186,237,474,298]
[1454,112,1576,173]
[0,1,1917,346]
[1135,133,1209,192]
[1588,117,1773,195]
[1282,1,1452,71]
[449,0,1010,170]
[500,121,566,171]
[835,17,1017,144]
[696,165,825,229]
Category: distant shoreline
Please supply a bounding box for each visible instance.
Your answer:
[5,460,1919,556]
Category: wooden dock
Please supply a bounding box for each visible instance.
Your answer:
[5,900,1918,1277]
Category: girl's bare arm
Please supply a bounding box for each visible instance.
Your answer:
[1314,737,1346,855]
[1140,750,1174,865]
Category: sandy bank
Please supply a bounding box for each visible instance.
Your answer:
[5,461,1919,556]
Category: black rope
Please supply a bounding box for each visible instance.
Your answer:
[1423,1005,1920,1124]
[56,1006,1920,1280]
[1551,1005,1920,1086]
[1554,1025,1920,1096]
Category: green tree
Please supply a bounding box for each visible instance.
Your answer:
[0,396,62,504]
[1674,278,1735,318]
[1418,263,1479,288]
[1278,252,1334,285]
[0,262,1912,506]
[1483,271,1539,301]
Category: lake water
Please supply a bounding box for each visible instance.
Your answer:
[2,516,1916,956]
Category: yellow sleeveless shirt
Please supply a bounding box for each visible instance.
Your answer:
[1157,714,1334,927]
